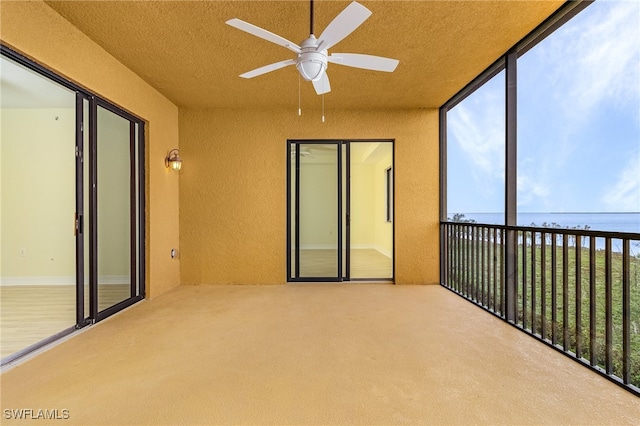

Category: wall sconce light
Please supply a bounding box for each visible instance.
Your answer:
[165,149,182,171]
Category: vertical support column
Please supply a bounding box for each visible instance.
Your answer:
[439,107,448,285]
[505,51,518,322]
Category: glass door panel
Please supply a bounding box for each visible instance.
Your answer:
[349,142,393,279]
[0,56,77,359]
[295,143,340,280]
[96,105,132,311]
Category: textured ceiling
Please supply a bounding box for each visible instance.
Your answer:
[44,0,564,110]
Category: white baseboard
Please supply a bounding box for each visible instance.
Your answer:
[299,244,337,250]
[373,245,393,258]
[97,276,130,285]
[350,244,374,250]
[0,276,130,286]
[299,244,376,250]
[0,276,74,286]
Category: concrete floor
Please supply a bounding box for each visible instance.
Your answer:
[1,284,639,425]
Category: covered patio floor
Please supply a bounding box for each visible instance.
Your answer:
[1,284,639,425]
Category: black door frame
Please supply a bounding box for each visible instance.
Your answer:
[287,139,395,282]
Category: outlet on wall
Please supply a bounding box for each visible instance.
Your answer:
[19,248,27,257]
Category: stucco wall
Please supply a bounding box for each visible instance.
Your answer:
[0,0,180,297]
[179,108,439,285]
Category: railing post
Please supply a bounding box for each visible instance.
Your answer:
[504,50,518,322]
[622,238,630,384]
[506,229,517,322]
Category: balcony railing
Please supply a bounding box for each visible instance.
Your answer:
[440,221,640,396]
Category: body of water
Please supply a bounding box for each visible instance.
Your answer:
[452,212,640,234]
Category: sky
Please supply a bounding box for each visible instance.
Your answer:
[447,0,640,216]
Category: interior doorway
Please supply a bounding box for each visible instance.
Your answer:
[287,140,394,282]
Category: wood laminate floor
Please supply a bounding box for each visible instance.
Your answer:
[294,248,392,279]
[0,284,131,358]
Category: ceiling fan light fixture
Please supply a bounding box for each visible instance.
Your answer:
[296,37,328,81]
[297,59,326,81]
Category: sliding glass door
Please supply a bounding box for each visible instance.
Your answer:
[287,140,393,282]
[1,45,145,364]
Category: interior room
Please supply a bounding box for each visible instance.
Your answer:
[1,0,639,424]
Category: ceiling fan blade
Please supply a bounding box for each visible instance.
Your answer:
[312,72,331,95]
[328,53,399,72]
[240,59,296,79]
[317,2,371,51]
[226,18,301,54]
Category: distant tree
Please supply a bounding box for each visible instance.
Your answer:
[536,221,563,245]
[448,213,477,223]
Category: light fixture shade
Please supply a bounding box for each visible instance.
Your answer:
[165,149,182,171]
[297,60,326,81]
[170,158,182,171]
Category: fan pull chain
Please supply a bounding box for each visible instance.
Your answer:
[298,74,302,116]
[322,77,325,123]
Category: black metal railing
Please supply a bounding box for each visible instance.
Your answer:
[440,222,640,396]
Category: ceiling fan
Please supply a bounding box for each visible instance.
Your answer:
[226,0,399,95]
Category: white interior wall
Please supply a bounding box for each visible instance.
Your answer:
[373,152,393,257]
[1,108,76,283]
[0,107,132,285]
[296,142,393,258]
[350,163,376,248]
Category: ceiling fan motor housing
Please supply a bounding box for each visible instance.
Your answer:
[296,35,327,81]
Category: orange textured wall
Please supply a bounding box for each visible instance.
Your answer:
[179,108,439,285]
[0,1,180,298]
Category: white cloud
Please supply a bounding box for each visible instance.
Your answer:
[448,80,505,197]
[602,150,640,211]
[516,1,640,212]
[517,171,550,208]
[546,1,640,122]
